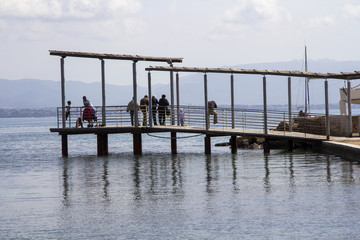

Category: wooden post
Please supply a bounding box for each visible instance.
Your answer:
[61,134,68,156]
[170,64,175,125]
[133,61,139,128]
[171,132,177,154]
[101,59,106,126]
[133,132,142,155]
[204,73,209,130]
[288,140,294,151]
[263,138,270,153]
[176,72,180,126]
[288,76,292,132]
[347,79,352,137]
[263,76,268,135]
[97,134,108,155]
[60,57,66,128]
[148,71,153,127]
[205,134,211,154]
[325,79,330,140]
[231,74,235,129]
[230,135,237,154]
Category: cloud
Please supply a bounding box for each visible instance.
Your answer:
[223,0,291,26]
[303,16,336,28]
[0,0,142,20]
[343,4,360,20]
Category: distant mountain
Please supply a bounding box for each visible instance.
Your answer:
[1,59,360,108]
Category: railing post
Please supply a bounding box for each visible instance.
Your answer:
[288,76,292,132]
[231,74,235,129]
[132,61,138,128]
[148,71,153,127]
[60,56,66,128]
[325,79,330,140]
[100,58,106,126]
[204,73,209,130]
[263,75,268,134]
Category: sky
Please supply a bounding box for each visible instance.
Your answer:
[1,0,360,87]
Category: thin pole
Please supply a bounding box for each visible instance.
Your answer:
[288,76,292,132]
[60,57,66,128]
[204,73,209,130]
[231,74,235,129]
[263,76,268,134]
[101,59,106,126]
[325,79,330,140]
[148,72,153,127]
[132,61,138,128]
[347,79,352,137]
[176,72,180,126]
[170,64,174,125]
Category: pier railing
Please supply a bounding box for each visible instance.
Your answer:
[57,105,328,137]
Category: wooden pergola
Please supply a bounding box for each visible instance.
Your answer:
[146,65,360,139]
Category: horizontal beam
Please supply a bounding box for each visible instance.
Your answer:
[49,50,183,63]
[146,66,360,80]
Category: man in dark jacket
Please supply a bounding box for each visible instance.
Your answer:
[158,94,169,125]
[151,95,159,125]
[140,95,149,126]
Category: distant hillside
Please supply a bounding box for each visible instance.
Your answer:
[1,59,360,108]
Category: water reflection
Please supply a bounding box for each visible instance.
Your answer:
[263,154,271,192]
[62,159,70,207]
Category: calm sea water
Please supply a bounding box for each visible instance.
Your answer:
[1,117,360,239]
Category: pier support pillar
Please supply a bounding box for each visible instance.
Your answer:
[133,132,142,155]
[171,132,177,154]
[230,136,237,154]
[263,138,270,154]
[288,140,294,152]
[61,134,68,157]
[205,135,211,155]
[97,134,108,156]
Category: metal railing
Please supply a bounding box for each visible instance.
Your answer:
[56,105,328,136]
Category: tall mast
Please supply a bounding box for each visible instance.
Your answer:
[304,46,310,114]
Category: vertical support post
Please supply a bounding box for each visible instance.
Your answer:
[176,72,180,126]
[97,134,108,156]
[148,71,153,127]
[288,140,294,151]
[60,57,66,128]
[61,134,68,156]
[288,76,292,132]
[101,59,106,126]
[132,61,139,128]
[231,74,235,129]
[263,76,268,134]
[347,79,352,137]
[133,132,142,155]
[263,138,270,153]
[205,134,211,154]
[325,79,330,140]
[204,73,209,130]
[170,64,175,125]
[230,135,237,154]
[171,132,177,154]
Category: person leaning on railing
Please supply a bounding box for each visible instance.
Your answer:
[140,95,149,126]
[208,100,218,124]
[126,98,139,126]
[158,94,169,126]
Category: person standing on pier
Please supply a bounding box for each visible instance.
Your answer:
[158,94,169,125]
[65,100,71,120]
[140,95,149,126]
[208,100,218,124]
[126,98,139,126]
[151,95,159,125]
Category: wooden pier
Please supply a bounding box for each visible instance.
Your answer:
[49,50,360,156]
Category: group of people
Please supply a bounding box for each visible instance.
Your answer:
[65,95,218,128]
[127,94,170,126]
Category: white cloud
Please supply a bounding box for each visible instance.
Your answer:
[223,0,291,26]
[343,4,360,20]
[0,0,142,20]
[303,16,336,28]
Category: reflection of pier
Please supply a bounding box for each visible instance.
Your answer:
[49,50,360,156]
